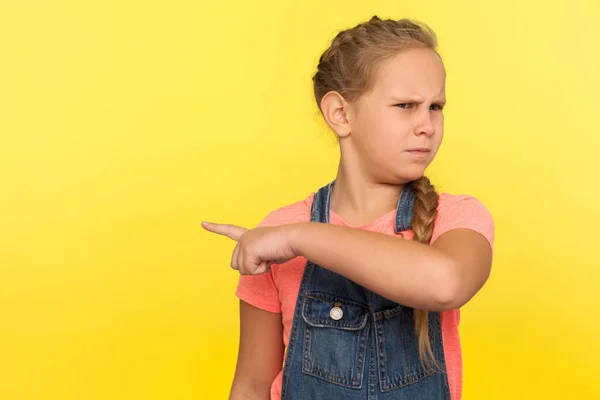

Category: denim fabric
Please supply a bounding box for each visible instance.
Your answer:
[281,181,451,400]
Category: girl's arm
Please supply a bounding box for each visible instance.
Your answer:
[229,300,284,400]
[288,223,492,311]
[203,219,492,312]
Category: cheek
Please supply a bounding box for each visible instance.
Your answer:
[434,115,444,143]
[432,132,444,155]
[356,112,391,145]
[377,112,410,141]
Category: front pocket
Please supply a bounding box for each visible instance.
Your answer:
[301,293,369,389]
[374,305,437,391]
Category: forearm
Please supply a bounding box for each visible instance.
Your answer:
[288,222,458,311]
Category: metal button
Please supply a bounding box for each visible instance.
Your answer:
[329,306,343,321]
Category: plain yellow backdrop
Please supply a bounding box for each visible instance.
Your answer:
[1,0,599,399]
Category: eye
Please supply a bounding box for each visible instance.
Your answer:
[430,103,444,111]
[395,103,413,109]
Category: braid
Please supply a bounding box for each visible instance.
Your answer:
[410,175,440,368]
[411,176,439,245]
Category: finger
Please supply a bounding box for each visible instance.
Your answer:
[242,252,265,275]
[237,247,246,275]
[231,245,240,271]
[202,222,247,241]
[257,261,269,274]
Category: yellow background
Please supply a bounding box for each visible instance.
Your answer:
[1,1,599,399]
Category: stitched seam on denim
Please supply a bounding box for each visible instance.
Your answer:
[375,313,388,389]
[306,293,368,308]
[303,294,368,329]
[379,305,405,318]
[368,323,377,400]
[281,263,314,399]
[301,316,368,388]
[324,181,333,224]
[403,310,412,380]
[302,366,360,388]
[394,186,406,233]
[352,325,362,387]
[353,322,368,387]
[377,309,438,392]
[398,186,412,232]
[302,320,312,373]
[382,369,437,391]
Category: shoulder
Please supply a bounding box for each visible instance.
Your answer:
[437,193,493,218]
[256,193,315,228]
[432,192,495,247]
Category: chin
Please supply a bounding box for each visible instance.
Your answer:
[380,173,423,186]
[376,163,428,184]
[396,168,427,183]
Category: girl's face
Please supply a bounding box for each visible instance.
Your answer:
[346,47,446,184]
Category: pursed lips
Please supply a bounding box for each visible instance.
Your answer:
[407,148,431,157]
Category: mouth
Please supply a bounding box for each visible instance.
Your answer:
[407,148,431,157]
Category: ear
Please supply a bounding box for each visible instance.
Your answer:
[320,91,352,139]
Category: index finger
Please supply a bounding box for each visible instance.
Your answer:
[202,221,247,241]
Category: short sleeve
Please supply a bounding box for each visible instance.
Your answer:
[431,195,495,250]
[234,211,282,314]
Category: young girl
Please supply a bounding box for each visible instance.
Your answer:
[203,16,494,400]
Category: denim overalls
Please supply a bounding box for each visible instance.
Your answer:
[280,181,451,400]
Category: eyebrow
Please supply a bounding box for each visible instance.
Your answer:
[390,96,446,104]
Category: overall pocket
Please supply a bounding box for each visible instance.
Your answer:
[374,305,437,391]
[301,292,369,389]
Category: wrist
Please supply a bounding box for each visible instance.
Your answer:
[286,222,311,258]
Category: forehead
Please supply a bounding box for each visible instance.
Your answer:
[369,47,446,98]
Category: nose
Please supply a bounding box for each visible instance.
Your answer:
[414,111,436,137]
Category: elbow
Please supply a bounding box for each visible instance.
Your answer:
[230,378,272,400]
[230,386,268,400]
[430,286,461,312]
[429,259,464,312]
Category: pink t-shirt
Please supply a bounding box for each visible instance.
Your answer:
[236,192,494,400]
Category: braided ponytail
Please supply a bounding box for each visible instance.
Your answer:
[410,175,440,368]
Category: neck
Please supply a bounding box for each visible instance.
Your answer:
[330,155,405,226]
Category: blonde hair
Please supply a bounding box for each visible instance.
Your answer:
[313,15,441,367]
